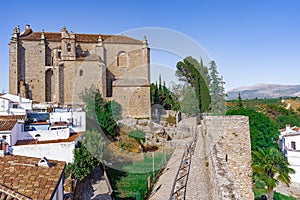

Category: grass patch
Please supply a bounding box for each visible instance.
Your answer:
[106,152,171,199]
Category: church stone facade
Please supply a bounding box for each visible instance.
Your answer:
[9,25,150,118]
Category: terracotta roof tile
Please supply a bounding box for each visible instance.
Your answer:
[0,155,65,200]
[0,116,24,132]
[20,31,143,44]
[15,132,80,146]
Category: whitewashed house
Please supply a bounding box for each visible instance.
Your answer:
[279,124,300,186]
[0,110,85,163]
[0,93,32,115]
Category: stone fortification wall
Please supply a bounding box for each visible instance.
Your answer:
[202,115,254,200]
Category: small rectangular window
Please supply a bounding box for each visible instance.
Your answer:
[12,104,18,108]
[291,141,296,150]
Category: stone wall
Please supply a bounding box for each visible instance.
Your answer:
[202,116,254,200]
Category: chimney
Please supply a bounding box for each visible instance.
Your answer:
[286,124,291,132]
[38,157,50,167]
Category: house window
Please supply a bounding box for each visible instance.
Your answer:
[58,51,61,59]
[12,104,18,108]
[67,43,71,52]
[2,136,7,140]
[79,69,83,76]
[291,141,296,150]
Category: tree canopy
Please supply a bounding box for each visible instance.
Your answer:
[150,79,180,111]
[80,85,120,139]
[208,60,225,114]
[176,56,210,112]
[252,147,295,200]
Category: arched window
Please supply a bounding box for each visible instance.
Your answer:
[117,51,127,67]
[79,69,83,76]
[67,43,71,52]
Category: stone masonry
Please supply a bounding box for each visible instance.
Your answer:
[9,24,150,118]
[202,115,254,200]
[150,115,254,200]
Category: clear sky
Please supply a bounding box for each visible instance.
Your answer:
[0,0,299,92]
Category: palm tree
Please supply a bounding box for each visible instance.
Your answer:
[252,147,295,200]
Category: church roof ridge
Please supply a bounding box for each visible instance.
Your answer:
[19,30,143,44]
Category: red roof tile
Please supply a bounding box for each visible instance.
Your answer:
[20,31,143,44]
[0,184,30,199]
[0,116,24,132]
[15,132,80,146]
[0,155,65,200]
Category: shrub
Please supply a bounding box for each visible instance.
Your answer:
[128,130,146,143]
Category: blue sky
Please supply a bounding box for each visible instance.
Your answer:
[0,0,299,92]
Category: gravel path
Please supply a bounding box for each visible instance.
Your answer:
[73,166,112,200]
[185,126,212,200]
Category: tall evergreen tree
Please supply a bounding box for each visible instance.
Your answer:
[208,60,225,114]
[238,93,243,108]
[176,56,210,112]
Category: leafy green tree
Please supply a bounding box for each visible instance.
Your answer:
[68,142,98,181]
[227,108,279,151]
[94,91,118,138]
[150,76,180,111]
[276,115,300,129]
[170,82,200,116]
[80,86,119,139]
[208,60,225,114]
[82,130,105,161]
[252,147,295,200]
[79,85,98,120]
[107,100,122,121]
[176,56,210,112]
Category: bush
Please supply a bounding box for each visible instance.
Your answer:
[128,130,146,143]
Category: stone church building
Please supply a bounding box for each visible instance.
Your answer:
[9,25,150,118]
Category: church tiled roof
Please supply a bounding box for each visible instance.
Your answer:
[0,155,65,200]
[20,31,143,44]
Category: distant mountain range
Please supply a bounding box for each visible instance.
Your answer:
[226,83,300,100]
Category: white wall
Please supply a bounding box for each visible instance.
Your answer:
[0,98,9,115]
[17,128,70,141]
[286,150,300,184]
[51,176,64,200]
[284,135,300,150]
[283,135,300,184]
[0,94,32,115]
[12,141,75,163]
[50,111,86,132]
[11,122,22,146]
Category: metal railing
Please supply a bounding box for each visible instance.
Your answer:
[170,132,198,200]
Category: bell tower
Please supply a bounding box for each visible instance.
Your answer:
[61,27,76,60]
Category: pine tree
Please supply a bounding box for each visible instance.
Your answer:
[238,93,243,108]
[208,61,225,114]
[176,56,211,113]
